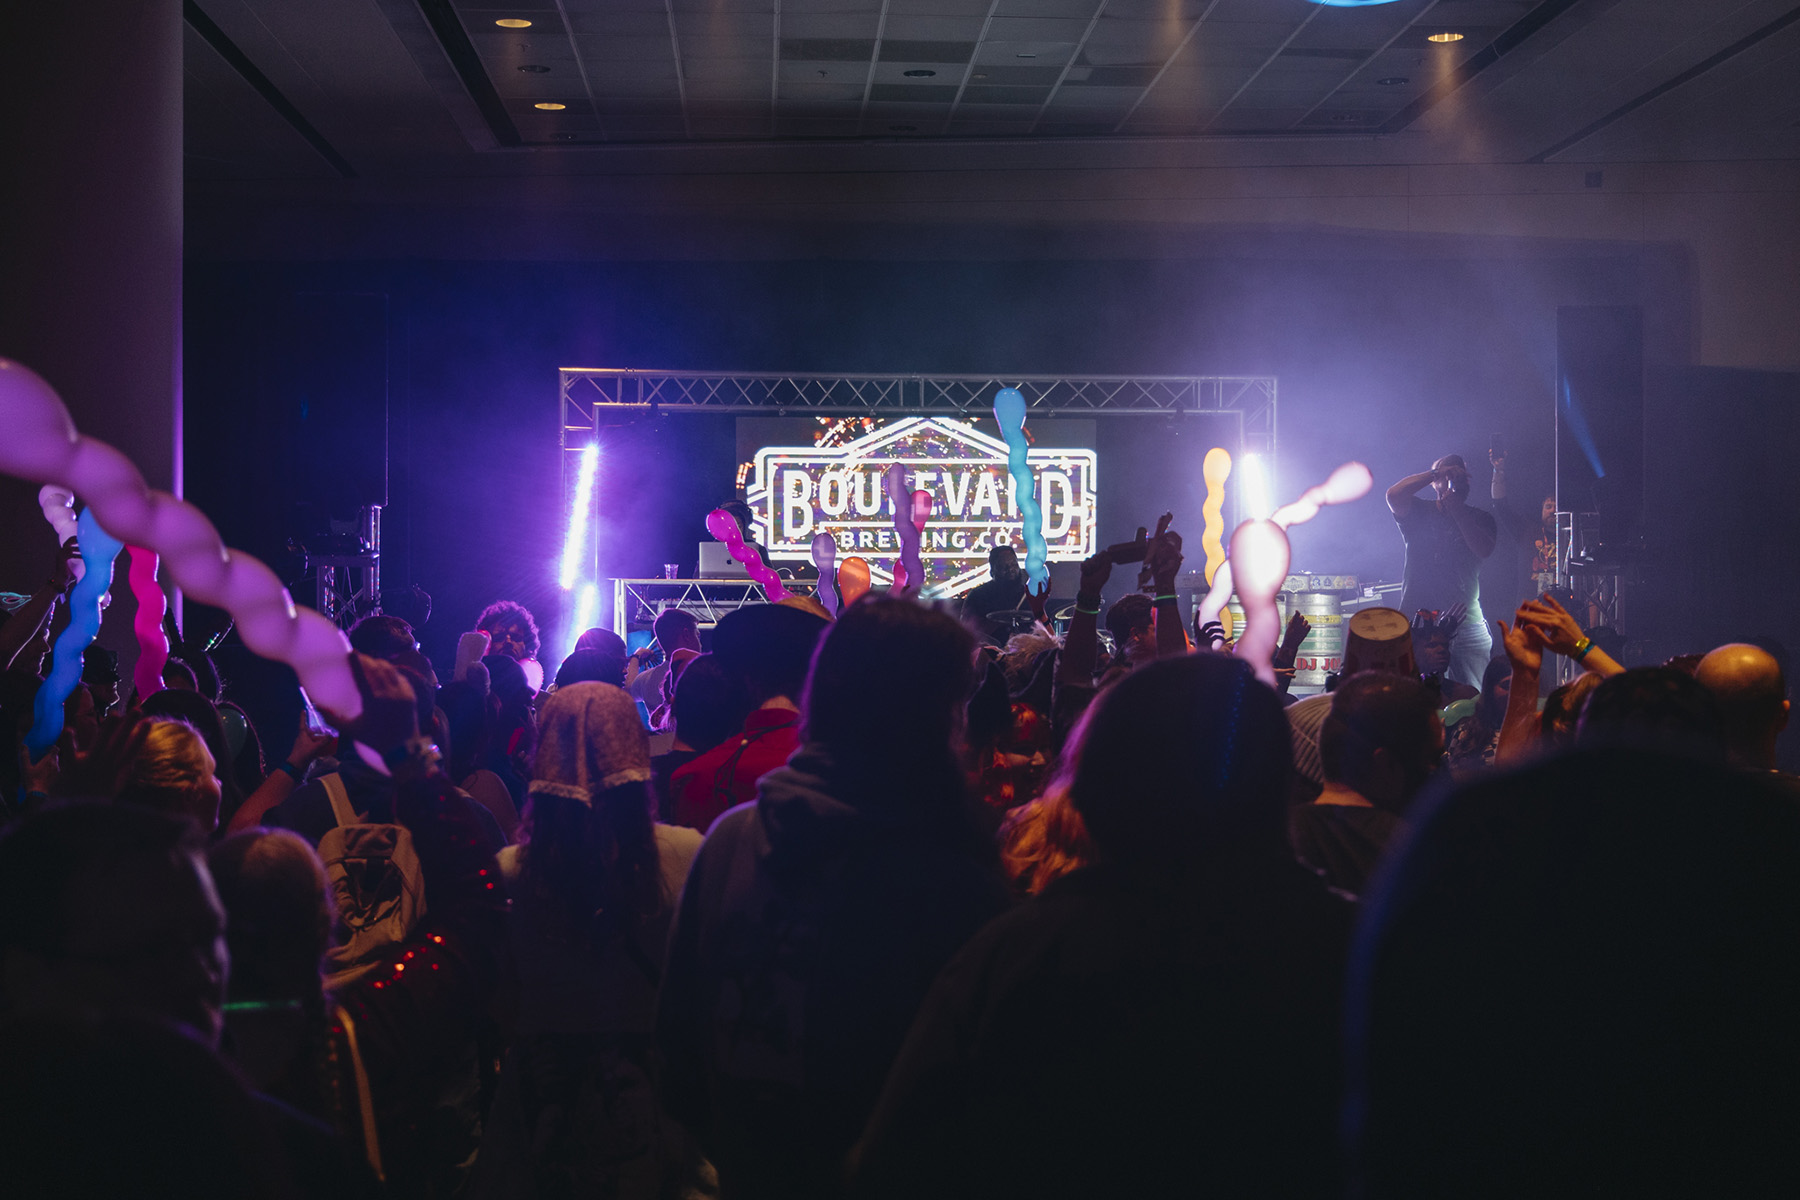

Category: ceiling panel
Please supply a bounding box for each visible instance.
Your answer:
[185,0,1800,164]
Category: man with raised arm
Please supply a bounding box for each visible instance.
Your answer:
[1387,455,1497,689]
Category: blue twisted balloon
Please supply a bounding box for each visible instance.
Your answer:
[994,388,1049,590]
[26,507,124,760]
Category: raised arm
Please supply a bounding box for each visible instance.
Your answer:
[1146,529,1189,659]
[1494,613,1547,766]
[0,537,78,673]
[1059,552,1112,689]
[1386,468,1440,517]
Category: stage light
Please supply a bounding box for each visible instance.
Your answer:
[1427,31,1465,43]
[495,18,532,28]
[569,582,598,655]
[1240,453,1273,521]
[560,442,598,590]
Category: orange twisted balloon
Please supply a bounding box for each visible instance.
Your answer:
[1201,448,1231,585]
[0,358,361,717]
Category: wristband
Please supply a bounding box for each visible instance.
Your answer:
[1152,594,1178,604]
[1572,636,1594,661]
[276,760,304,782]
[1074,602,1101,616]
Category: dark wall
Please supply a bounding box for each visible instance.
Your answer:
[184,245,1675,670]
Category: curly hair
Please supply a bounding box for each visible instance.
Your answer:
[475,599,540,660]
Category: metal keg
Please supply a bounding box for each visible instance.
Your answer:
[1222,596,1285,644]
[1289,592,1345,693]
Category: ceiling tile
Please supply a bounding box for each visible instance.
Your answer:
[879,40,977,63]
[882,15,985,42]
[781,14,881,40]
[961,85,1053,105]
[869,83,962,102]
[779,59,872,83]
[976,41,1078,66]
[987,17,1095,43]
[777,79,868,102]
[782,38,878,60]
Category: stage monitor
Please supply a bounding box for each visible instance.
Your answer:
[736,415,1097,597]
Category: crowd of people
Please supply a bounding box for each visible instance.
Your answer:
[2,502,1797,1199]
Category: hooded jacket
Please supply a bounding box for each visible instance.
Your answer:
[657,745,1012,1200]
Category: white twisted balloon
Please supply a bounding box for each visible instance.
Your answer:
[37,484,84,581]
[0,359,361,717]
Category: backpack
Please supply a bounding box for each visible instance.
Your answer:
[317,773,427,990]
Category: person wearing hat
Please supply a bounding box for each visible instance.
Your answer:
[667,603,828,834]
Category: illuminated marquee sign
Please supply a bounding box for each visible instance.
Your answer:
[746,417,1097,597]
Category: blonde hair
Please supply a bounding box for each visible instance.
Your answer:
[998,785,1095,896]
[117,718,218,827]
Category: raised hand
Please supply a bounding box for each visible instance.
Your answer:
[1026,577,1051,623]
[1517,594,1586,657]
[1077,551,1113,599]
[1499,613,1545,675]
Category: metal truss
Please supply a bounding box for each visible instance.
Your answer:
[561,369,1277,629]
[562,367,1275,440]
[610,577,823,635]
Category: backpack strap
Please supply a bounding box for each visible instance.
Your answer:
[320,773,359,828]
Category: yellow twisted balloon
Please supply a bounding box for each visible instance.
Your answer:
[1201,448,1232,585]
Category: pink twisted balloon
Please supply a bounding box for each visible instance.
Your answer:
[37,484,84,581]
[0,359,361,717]
[127,546,169,700]
[810,532,839,618]
[706,507,791,603]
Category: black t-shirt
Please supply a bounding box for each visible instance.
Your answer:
[1288,803,1404,897]
[961,576,1028,642]
[1396,499,1495,614]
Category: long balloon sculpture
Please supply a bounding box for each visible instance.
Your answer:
[837,556,872,607]
[1200,448,1231,585]
[128,546,170,700]
[38,485,84,582]
[1229,461,1374,686]
[884,464,931,598]
[0,358,362,720]
[26,508,123,757]
[705,506,791,603]
[809,532,839,617]
[993,388,1050,591]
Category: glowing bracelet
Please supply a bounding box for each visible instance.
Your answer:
[1573,636,1594,660]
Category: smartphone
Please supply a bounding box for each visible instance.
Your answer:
[298,688,335,738]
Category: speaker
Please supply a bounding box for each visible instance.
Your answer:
[275,292,389,522]
[1555,306,1643,533]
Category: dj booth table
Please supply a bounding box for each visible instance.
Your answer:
[610,578,821,636]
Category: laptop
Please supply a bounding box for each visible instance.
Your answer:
[697,541,751,578]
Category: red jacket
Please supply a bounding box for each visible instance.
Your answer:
[670,708,802,834]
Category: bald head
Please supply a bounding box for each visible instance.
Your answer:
[1695,643,1789,769]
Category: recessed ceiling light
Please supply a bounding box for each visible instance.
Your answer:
[1427,31,1464,43]
[1376,76,1409,86]
[495,18,532,29]
[534,102,566,111]
[1016,52,1037,58]
[519,64,550,74]
[1329,113,1361,122]
[902,69,936,77]
[972,72,988,79]
[889,125,917,132]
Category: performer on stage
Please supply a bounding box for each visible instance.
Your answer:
[1386,455,1497,689]
[1489,445,1558,602]
[961,544,1028,645]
